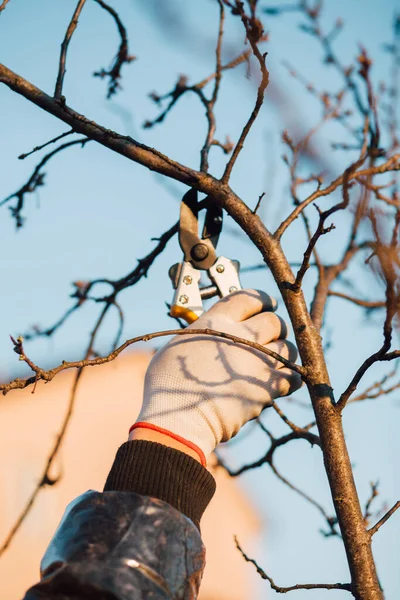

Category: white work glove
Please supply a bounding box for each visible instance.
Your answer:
[135,289,302,459]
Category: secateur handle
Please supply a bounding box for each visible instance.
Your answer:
[169,257,241,324]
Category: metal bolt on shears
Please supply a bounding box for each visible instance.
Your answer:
[169,189,242,324]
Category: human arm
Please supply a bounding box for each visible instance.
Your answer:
[23,290,301,600]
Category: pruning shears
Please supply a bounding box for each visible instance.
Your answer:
[169,189,242,324]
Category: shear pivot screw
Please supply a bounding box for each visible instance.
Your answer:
[216,264,225,273]
[183,275,192,285]
[179,295,189,304]
[191,243,209,262]
[229,286,237,293]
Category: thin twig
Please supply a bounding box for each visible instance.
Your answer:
[145,46,253,131]
[291,205,335,292]
[18,129,74,160]
[1,138,90,227]
[253,192,265,214]
[54,0,87,99]
[363,481,379,526]
[269,462,340,538]
[200,0,224,173]
[226,430,320,476]
[219,419,336,536]
[270,400,301,431]
[1,327,305,396]
[368,501,400,537]
[328,291,385,309]
[93,0,135,98]
[350,368,400,404]
[235,537,351,592]
[197,48,252,89]
[222,2,269,182]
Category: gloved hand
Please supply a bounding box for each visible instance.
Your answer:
[134,289,302,461]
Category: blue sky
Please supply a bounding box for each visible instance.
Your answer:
[0,1,399,598]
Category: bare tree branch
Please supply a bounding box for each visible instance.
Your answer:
[0,0,11,14]
[275,156,400,239]
[222,2,269,182]
[0,63,208,185]
[1,138,90,227]
[54,0,88,100]
[368,501,400,537]
[144,46,252,132]
[235,537,351,593]
[337,212,400,410]
[200,0,224,172]
[269,462,340,538]
[291,204,335,292]
[93,0,136,98]
[225,430,320,477]
[18,129,74,159]
[328,291,385,309]
[1,327,304,396]
[364,481,380,526]
[350,368,400,404]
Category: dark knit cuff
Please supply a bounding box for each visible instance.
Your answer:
[104,440,216,529]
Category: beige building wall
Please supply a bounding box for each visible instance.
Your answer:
[0,351,261,600]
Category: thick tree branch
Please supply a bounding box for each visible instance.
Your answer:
[0,64,202,184]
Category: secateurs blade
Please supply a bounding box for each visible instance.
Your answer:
[169,189,242,324]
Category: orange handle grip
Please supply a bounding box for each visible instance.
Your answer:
[169,305,199,324]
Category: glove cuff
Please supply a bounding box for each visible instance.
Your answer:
[129,422,207,466]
